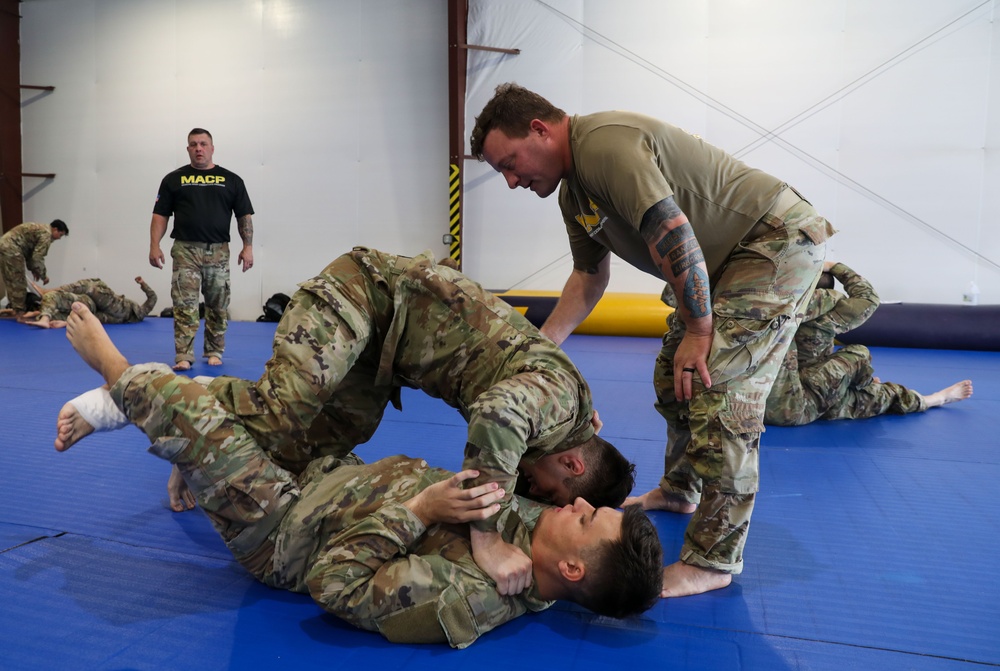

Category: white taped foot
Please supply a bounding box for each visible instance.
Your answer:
[70,387,129,431]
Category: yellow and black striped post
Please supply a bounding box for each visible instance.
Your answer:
[447,163,462,267]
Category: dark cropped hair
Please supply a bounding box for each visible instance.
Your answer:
[576,504,663,618]
[566,434,636,508]
[50,219,68,235]
[188,128,213,142]
[469,82,565,159]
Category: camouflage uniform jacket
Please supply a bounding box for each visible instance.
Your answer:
[0,223,53,279]
[765,263,879,423]
[270,454,552,648]
[298,248,596,534]
[114,363,551,649]
[794,263,880,365]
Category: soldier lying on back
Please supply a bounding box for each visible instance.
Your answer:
[53,301,663,647]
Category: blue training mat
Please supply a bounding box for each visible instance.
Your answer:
[1,318,998,670]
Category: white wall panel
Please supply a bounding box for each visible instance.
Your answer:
[18,0,999,315]
[20,0,449,320]
[464,0,1000,304]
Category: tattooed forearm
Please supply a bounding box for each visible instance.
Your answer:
[656,224,705,277]
[237,214,253,245]
[639,197,683,243]
[640,196,710,317]
[683,265,711,318]
[666,235,701,267]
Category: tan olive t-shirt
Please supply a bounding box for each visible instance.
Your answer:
[558,111,786,284]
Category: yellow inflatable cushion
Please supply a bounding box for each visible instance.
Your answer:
[495,290,672,338]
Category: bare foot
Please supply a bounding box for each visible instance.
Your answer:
[660,561,733,598]
[54,401,95,451]
[872,376,881,384]
[923,380,973,408]
[21,310,41,320]
[173,360,192,371]
[65,302,129,386]
[623,487,697,514]
[207,356,222,366]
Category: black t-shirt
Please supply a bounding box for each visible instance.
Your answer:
[152,164,254,243]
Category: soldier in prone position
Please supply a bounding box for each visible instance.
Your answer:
[21,276,157,329]
[764,261,972,426]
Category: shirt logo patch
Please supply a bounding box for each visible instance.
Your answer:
[181,175,226,185]
[575,198,606,235]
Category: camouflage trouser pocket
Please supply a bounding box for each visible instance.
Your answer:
[716,405,763,495]
[147,435,189,463]
[229,378,267,417]
[204,376,266,419]
[710,313,790,385]
[150,433,293,527]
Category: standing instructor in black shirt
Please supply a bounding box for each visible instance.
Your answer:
[149,128,255,371]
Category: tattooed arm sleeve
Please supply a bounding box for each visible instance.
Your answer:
[237,214,253,246]
[638,196,711,324]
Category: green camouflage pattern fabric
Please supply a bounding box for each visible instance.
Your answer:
[40,278,157,323]
[766,343,926,425]
[171,240,230,363]
[654,198,834,573]
[765,264,925,425]
[788,262,879,365]
[110,363,551,648]
[0,223,54,311]
[41,291,98,317]
[206,247,595,535]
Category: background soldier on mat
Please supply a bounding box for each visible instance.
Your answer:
[0,220,69,317]
[764,261,972,426]
[53,301,663,648]
[21,276,157,329]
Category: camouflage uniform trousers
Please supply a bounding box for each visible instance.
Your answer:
[171,241,230,364]
[765,344,925,425]
[0,250,28,311]
[111,362,300,576]
[206,249,399,474]
[653,198,832,574]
